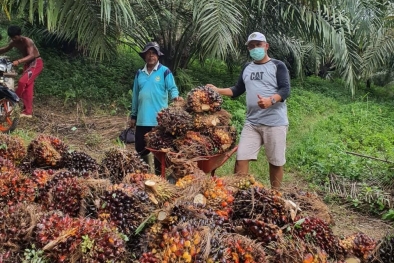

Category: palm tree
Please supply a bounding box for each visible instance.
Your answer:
[3,0,393,95]
[240,0,394,95]
[2,0,136,60]
[121,0,245,72]
[362,1,394,87]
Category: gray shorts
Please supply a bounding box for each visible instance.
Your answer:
[236,123,288,166]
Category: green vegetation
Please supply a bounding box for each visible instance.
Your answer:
[287,78,394,180]
[34,48,143,114]
[23,245,47,263]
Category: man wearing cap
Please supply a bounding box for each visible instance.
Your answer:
[206,32,290,190]
[129,41,182,175]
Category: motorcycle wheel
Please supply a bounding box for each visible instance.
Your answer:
[0,98,20,133]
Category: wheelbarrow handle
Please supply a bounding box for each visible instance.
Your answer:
[217,145,238,168]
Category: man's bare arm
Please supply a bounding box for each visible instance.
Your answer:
[0,43,13,55]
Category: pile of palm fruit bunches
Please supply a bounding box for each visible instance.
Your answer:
[145,86,237,159]
[1,128,389,263]
[145,86,238,179]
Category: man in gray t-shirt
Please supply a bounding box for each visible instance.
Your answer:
[206,32,290,190]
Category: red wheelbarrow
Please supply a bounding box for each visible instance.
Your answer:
[146,146,238,178]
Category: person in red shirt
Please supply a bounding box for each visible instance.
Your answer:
[0,25,43,117]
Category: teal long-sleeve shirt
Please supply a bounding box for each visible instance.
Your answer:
[130,63,179,126]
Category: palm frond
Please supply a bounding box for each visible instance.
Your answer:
[6,0,137,60]
[363,28,394,79]
[1,0,11,20]
[192,0,244,59]
[327,174,394,210]
[268,34,305,77]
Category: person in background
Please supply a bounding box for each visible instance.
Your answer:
[129,41,182,175]
[206,32,291,190]
[0,25,43,118]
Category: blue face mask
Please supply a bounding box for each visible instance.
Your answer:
[249,47,265,61]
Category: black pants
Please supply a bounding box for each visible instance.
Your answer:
[135,126,161,175]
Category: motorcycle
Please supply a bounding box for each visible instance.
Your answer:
[0,56,21,133]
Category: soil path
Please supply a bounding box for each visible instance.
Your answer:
[16,99,393,241]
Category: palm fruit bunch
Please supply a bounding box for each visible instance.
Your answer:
[197,227,229,263]
[0,164,37,208]
[173,131,216,157]
[202,177,234,216]
[100,148,149,183]
[232,186,291,226]
[157,106,193,136]
[82,179,115,219]
[0,204,41,251]
[145,222,226,263]
[0,156,17,175]
[76,217,128,262]
[123,172,148,185]
[124,172,178,204]
[0,133,26,164]
[212,109,232,126]
[166,153,201,180]
[0,250,19,263]
[62,150,99,175]
[35,212,128,262]
[369,232,394,263]
[223,234,268,263]
[353,233,377,260]
[145,127,176,151]
[146,223,203,263]
[302,251,329,263]
[38,170,88,217]
[26,134,69,168]
[30,168,55,191]
[290,217,339,256]
[17,156,35,174]
[162,203,199,227]
[186,85,223,113]
[268,235,329,263]
[34,212,79,261]
[139,252,160,263]
[139,204,227,260]
[143,175,178,204]
[192,113,221,129]
[338,232,376,260]
[138,221,167,258]
[236,218,282,245]
[197,207,231,229]
[175,174,196,188]
[203,126,237,153]
[223,174,264,192]
[97,183,154,236]
[165,203,230,230]
[282,189,333,225]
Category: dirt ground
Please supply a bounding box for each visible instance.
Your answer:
[16,99,393,241]
[17,99,135,161]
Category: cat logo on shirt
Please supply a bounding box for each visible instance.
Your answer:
[155,76,161,82]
